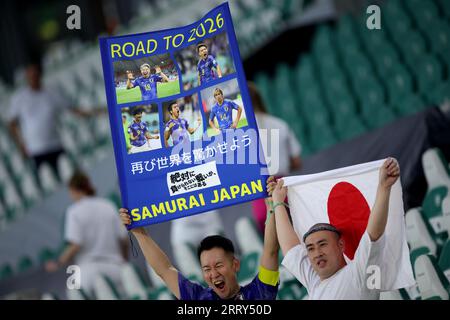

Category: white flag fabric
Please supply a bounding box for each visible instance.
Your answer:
[283,159,415,290]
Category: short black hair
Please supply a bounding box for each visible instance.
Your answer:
[167,103,177,114]
[197,235,235,260]
[131,107,143,116]
[196,43,207,52]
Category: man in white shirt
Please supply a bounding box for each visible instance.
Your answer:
[45,171,129,298]
[8,62,103,177]
[268,158,400,299]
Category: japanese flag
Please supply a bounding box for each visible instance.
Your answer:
[283,159,415,290]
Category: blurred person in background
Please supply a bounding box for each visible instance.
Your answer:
[45,171,129,299]
[247,82,302,234]
[7,61,104,179]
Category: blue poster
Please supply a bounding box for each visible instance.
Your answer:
[99,2,268,229]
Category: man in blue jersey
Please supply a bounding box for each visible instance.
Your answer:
[209,88,243,133]
[164,103,201,147]
[119,177,280,300]
[127,108,159,154]
[197,43,222,86]
[126,63,169,101]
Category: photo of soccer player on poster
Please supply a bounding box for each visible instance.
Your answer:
[114,53,180,104]
[175,32,235,89]
[201,78,248,137]
[122,105,162,154]
[162,94,203,147]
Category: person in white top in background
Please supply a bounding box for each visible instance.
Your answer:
[45,171,129,299]
[268,158,400,299]
[7,62,103,178]
[247,82,302,234]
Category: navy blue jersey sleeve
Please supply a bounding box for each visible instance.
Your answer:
[242,274,279,300]
[178,273,207,300]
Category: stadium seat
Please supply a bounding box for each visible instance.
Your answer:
[392,93,426,116]
[41,292,59,300]
[66,287,91,300]
[3,183,24,222]
[386,65,414,105]
[17,255,33,273]
[38,247,56,264]
[361,103,396,129]
[277,278,308,300]
[20,173,41,209]
[234,216,263,255]
[430,80,450,106]
[173,242,203,281]
[438,239,450,281]
[398,30,427,68]
[436,0,450,19]
[57,153,76,183]
[421,148,450,243]
[147,285,174,300]
[414,55,444,97]
[405,208,437,265]
[38,163,59,195]
[93,275,122,300]
[0,201,6,231]
[0,263,13,280]
[371,43,401,77]
[414,254,450,300]
[120,263,151,300]
[237,251,259,284]
[380,289,411,300]
[404,0,439,30]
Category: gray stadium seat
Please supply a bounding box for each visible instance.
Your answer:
[234,216,263,255]
[414,254,450,300]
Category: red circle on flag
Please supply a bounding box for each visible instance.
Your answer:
[327,182,370,260]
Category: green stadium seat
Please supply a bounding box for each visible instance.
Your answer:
[355,79,386,109]
[361,103,396,129]
[386,65,414,104]
[238,251,259,283]
[235,217,263,255]
[312,25,334,54]
[392,93,426,116]
[430,80,450,105]
[0,264,13,280]
[414,55,444,96]
[345,54,374,82]
[38,247,56,264]
[384,9,412,41]
[422,19,450,56]
[414,254,450,300]
[334,116,366,142]
[335,15,359,50]
[308,125,337,152]
[404,0,439,30]
[398,30,428,68]
[277,279,308,300]
[435,0,450,19]
[371,43,401,76]
[17,256,33,273]
[438,239,450,280]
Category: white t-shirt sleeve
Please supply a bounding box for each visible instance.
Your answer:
[64,208,84,246]
[7,92,22,121]
[109,201,128,240]
[286,126,302,158]
[281,244,317,291]
[351,231,386,286]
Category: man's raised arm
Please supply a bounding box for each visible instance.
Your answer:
[269,179,300,256]
[366,157,400,242]
[119,208,180,298]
